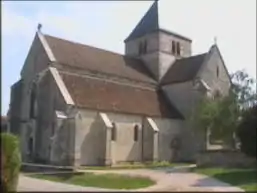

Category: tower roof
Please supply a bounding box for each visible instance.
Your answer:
[125,1,159,42]
[124,0,191,42]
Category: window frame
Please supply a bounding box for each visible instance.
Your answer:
[176,42,181,56]
[134,124,139,142]
[216,66,219,77]
[29,83,37,119]
[172,41,176,54]
[111,122,117,141]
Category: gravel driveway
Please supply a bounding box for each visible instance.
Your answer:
[18,167,244,192]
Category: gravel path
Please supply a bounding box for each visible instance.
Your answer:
[78,167,244,192]
[18,166,244,192]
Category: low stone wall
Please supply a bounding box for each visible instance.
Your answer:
[196,150,256,168]
[21,163,75,173]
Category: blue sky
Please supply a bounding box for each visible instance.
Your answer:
[1,0,256,115]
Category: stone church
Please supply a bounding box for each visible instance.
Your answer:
[8,1,231,166]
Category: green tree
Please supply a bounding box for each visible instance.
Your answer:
[191,92,239,148]
[236,105,257,158]
[230,70,257,109]
[191,70,256,149]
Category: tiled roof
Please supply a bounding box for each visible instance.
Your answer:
[60,72,183,119]
[161,53,207,85]
[45,35,156,85]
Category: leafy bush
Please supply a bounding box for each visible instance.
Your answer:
[1,133,21,191]
[236,105,257,158]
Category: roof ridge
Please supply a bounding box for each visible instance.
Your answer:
[59,70,157,91]
[44,33,128,58]
[177,53,207,61]
[54,62,157,85]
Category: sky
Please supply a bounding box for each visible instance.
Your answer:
[1,0,256,115]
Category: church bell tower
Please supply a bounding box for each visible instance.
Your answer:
[124,1,192,81]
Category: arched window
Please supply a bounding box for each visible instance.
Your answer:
[172,41,176,54]
[29,83,36,119]
[216,66,219,77]
[139,40,147,55]
[134,125,139,141]
[111,122,117,141]
[176,42,181,55]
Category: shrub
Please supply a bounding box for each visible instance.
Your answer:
[1,133,21,191]
[236,105,257,158]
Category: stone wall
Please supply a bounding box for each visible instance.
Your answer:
[107,112,143,164]
[125,31,192,80]
[196,150,256,168]
[9,80,23,136]
[75,110,107,166]
[159,31,192,58]
[125,32,159,57]
[142,118,154,161]
[20,33,50,122]
[33,70,68,164]
[153,117,183,162]
[14,33,52,163]
[74,109,184,166]
[162,81,202,118]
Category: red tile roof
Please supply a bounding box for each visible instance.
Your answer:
[60,72,182,118]
[45,35,156,85]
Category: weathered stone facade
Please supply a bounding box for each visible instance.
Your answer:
[8,1,231,166]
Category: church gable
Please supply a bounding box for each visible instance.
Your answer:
[196,45,231,95]
[20,32,52,80]
[59,71,182,119]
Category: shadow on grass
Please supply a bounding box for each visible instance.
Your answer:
[212,170,257,186]
[192,176,238,188]
[193,168,257,190]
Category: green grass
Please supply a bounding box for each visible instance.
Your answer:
[81,161,191,170]
[29,172,155,190]
[193,167,257,191]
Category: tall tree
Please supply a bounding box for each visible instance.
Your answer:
[230,70,257,109]
[236,104,257,158]
[191,70,256,149]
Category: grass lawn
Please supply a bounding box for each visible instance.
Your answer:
[193,167,257,191]
[81,161,191,170]
[29,172,155,190]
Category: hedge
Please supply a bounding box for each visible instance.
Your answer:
[1,133,21,192]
